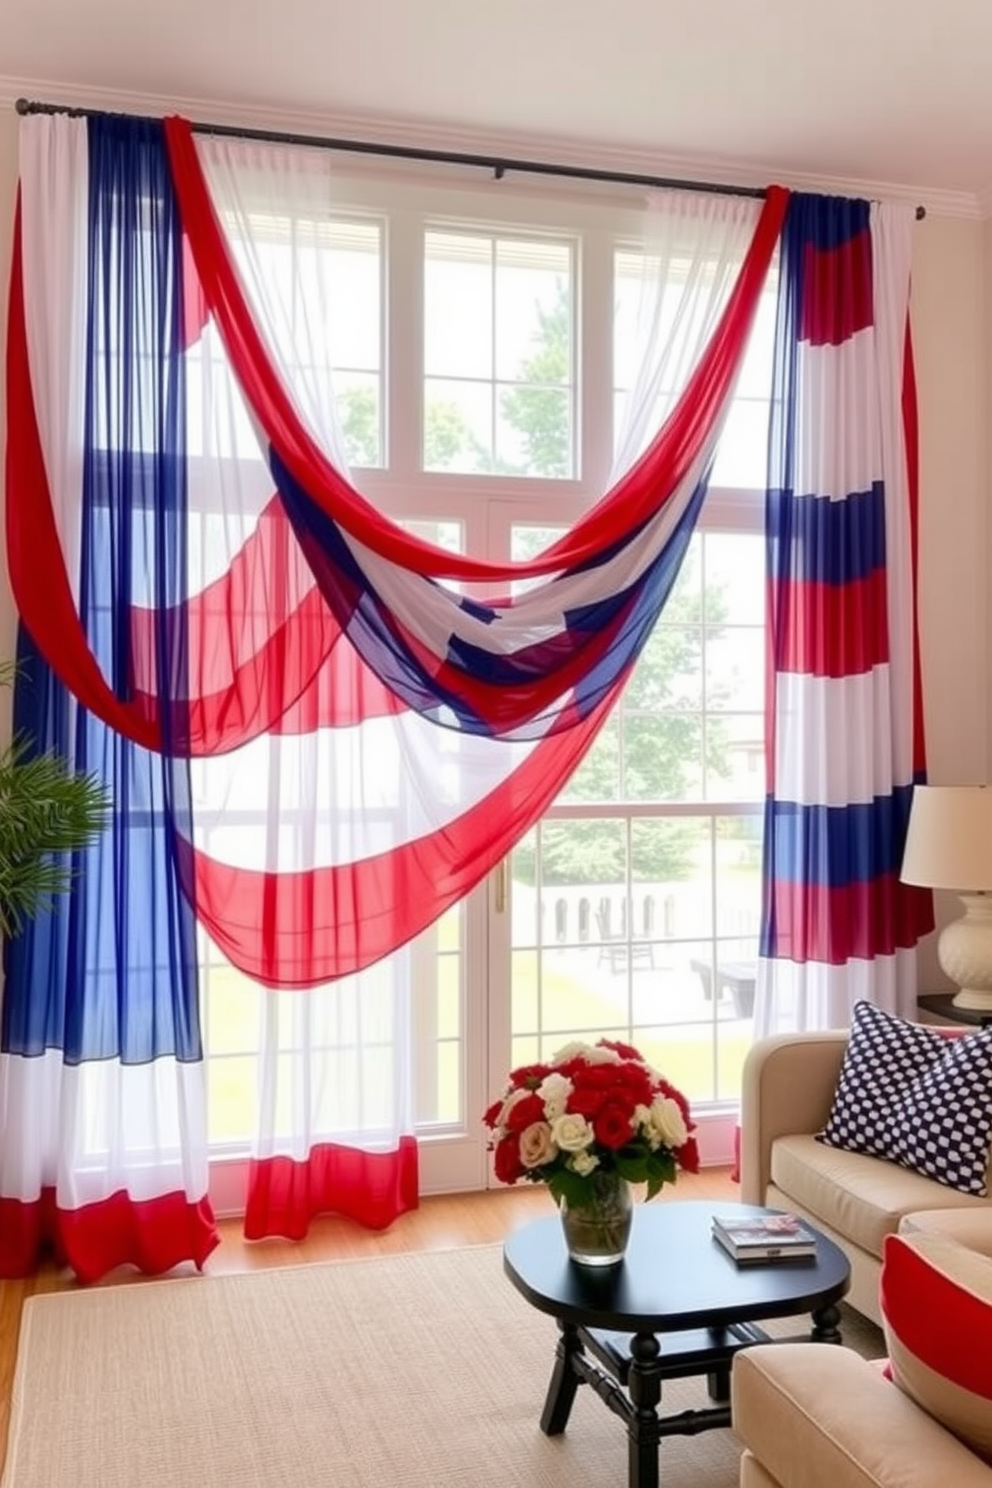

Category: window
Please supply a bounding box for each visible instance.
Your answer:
[510,525,766,1110]
[194,170,775,1180]
[423,231,574,476]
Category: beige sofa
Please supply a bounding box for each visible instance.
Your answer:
[738,1029,992,1324]
[734,1029,992,1487]
[732,1341,992,1488]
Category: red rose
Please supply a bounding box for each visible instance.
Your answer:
[482,1098,504,1130]
[493,1134,525,1184]
[503,1091,545,1133]
[594,1101,635,1150]
[568,1084,607,1118]
[614,1063,653,1105]
[510,1063,550,1091]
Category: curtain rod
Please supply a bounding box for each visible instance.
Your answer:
[15,97,927,220]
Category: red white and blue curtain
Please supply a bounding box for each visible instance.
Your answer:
[756,194,934,1033]
[2,112,929,1281]
[2,119,214,1282]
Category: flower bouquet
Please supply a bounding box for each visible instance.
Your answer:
[483,1037,699,1210]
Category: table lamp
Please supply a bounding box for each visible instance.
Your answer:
[900,784,992,1010]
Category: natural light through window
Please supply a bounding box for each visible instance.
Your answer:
[189,174,776,1184]
[423,231,574,477]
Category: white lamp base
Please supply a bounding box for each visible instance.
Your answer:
[938,893,992,1012]
[952,990,992,1011]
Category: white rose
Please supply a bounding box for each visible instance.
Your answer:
[519,1121,558,1169]
[569,1149,601,1176]
[633,1102,660,1150]
[537,1071,573,1121]
[550,1040,620,1066]
[551,1112,595,1152]
[652,1096,688,1150]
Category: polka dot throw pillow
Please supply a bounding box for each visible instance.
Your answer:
[818,999,992,1196]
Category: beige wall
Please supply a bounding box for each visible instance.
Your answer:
[912,213,988,782]
[907,213,988,989]
[0,108,987,988]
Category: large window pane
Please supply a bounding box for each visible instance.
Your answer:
[335,370,382,468]
[424,232,494,379]
[424,230,575,477]
[704,533,765,625]
[509,808,762,1105]
[560,718,623,803]
[423,377,494,473]
[706,627,764,713]
[242,217,384,469]
[622,715,705,802]
[614,246,776,488]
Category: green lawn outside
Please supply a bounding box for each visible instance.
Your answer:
[510,956,752,1104]
[203,942,752,1142]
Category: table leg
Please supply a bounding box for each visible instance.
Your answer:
[810,1302,842,1344]
[626,1331,663,1488]
[539,1320,583,1435]
[706,1363,731,1403]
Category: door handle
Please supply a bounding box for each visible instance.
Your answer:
[494,859,507,914]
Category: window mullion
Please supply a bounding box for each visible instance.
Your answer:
[578,226,614,498]
[385,207,424,478]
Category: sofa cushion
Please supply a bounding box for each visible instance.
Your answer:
[770,1134,989,1260]
[899,1208,992,1259]
[819,1000,992,1196]
[880,1231,992,1463]
[732,1342,992,1488]
[739,1454,779,1488]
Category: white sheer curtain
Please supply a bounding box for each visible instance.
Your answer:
[18,118,89,598]
[613,192,761,479]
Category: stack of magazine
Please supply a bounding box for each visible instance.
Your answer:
[711,1212,817,1264]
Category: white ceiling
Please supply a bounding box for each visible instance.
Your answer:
[4,0,992,214]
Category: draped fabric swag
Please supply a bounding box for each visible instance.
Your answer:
[0,111,928,1282]
[756,194,934,1032]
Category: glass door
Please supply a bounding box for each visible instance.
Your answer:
[483,517,766,1181]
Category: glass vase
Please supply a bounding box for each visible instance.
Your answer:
[559,1171,633,1266]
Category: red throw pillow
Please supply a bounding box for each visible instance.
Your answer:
[880,1231,992,1462]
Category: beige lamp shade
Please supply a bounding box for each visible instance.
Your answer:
[901,784,992,1010]
[900,785,992,892]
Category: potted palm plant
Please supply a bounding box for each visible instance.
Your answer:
[0,661,109,938]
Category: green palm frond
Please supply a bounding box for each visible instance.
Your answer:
[0,710,110,939]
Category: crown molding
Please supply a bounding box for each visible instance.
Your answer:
[0,71,984,221]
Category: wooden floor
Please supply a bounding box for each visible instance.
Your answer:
[0,1168,736,1463]
[211,1165,737,1267]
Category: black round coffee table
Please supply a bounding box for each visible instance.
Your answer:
[503,1199,850,1488]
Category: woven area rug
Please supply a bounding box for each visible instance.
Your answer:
[2,1245,883,1487]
